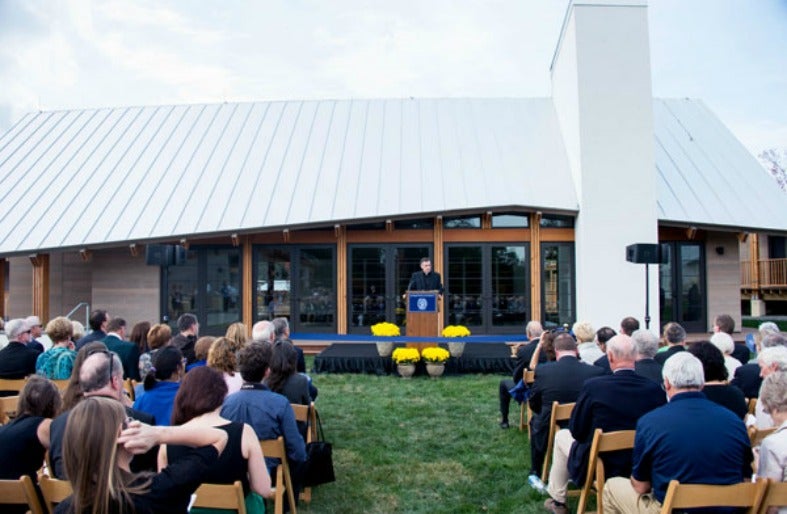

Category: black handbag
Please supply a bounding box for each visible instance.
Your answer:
[303,410,336,487]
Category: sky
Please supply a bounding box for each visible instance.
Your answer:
[0,0,785,158]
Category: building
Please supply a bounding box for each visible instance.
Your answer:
[1,0,785,336]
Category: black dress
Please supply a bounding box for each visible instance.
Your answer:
[702,384,748,419]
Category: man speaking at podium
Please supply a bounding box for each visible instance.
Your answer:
[407,257,444,295]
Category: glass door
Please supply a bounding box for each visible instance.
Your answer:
[659,242,705,332]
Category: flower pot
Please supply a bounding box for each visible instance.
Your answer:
[397,364,416,378]
[426,363,446,378]
[376,341,394,357]
[447,342,465,357]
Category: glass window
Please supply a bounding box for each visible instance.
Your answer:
[542,243,575,328]
[492,213,529,228]
[166,249,198,324]
[491,246,529,326]
[205,248,242,334]
[298,248,335,330]
[256,248,291,322]
[446,246,484,329]
[349,247,387,328]
[540,215,575,228]
[444,216,482,229]
[394,218,434,230]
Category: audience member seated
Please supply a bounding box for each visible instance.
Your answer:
[134,346,183,426]
[138,323,172,381]
[74,309,109,350]
[631,329,662,383]
[164,366,272,513]
[756,371,787,486]
[654,322,686,365]
[69,320,85,344]
[619,316,640,337]
[35,316,77,380]
[754,347,787,429]
[25,315,45,353]
[208,337,244,395]
[50,347,156,479]
[272,317,306,373]
[603,352,752,514]
[543,335,665,514]
[498,321,544,428]
[102,317,141,381]
[714,313,750,365]
[591,326,617,373]
[129,320,151,356]
[688,341,747,419]
[574,321,602,364]
[186,336,214,372]
[711,331,743,378]
[221,341,307,485]
[171,313,199,365]
[528,330,558,371]
[54,396,228,513]
[0,318,39,381]
[528,333,605,479]
[733,332,787,398]
[225,322,249,353]
[0,376,61,514]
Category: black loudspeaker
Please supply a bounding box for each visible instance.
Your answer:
[626,243,660,264]
[145,244,170,266]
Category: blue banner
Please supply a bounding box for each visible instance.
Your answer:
[408,293,437,313]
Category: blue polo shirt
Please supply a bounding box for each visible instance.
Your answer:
[631,391,752,503]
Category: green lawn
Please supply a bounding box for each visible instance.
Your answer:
[297,367,551,513]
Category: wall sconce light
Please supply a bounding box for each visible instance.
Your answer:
[715,246,725,256]
[231,233,240,247]
[129,244,139,257]
[180,239,190,250]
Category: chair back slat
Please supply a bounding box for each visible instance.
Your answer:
[0,475,45,514]
[260,436,297,514]
[39,475,73,514]
[193,481,247,513]
[759,479,787,514]
[541,402,576,482]
[660,479,768,514]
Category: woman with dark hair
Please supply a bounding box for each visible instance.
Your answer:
[0,376,62,512]
[55,396,227,513]
[133,346,183,426]
[528,330,559,370]
[163,366,271,513]
[61,341,109,411]
[130,321,152,357]
[688,341,748,419]
[266,339,312,405]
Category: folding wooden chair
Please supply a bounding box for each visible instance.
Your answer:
[123,379,136,402]
[759,479,787,514]
[0,395,19,425]
[260,436,297,514]
[38,474,73,514]
[749,425,777,447]
[659,479,767,514]
[0,475,45,514]
[518,369,536,432]
[193,481,247,514]
[747,397,758,416]
[48,380,69,394]
[541,401,576,482]
[0,378,28,395]
[575,428,636,514]
[291,402,314,503]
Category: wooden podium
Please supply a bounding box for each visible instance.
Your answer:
[405,291,440,352]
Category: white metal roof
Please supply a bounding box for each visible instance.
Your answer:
[654,98,787,232]
[0,97,783,257]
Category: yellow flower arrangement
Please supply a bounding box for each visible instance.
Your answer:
[442,325,471,338]
[371,322,401,337]
[391,347,420,365]
[421,346,450,364]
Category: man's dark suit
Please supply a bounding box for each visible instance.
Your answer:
[731,363,762,398]
[0,342,39,379]
[566,370,666,484]
[654,345,685,365]
[528,356,605,474]
[634,358,663,383]
[407,271,443,294]
[103,334,141,381]
[49,401,156,479]
[731,342,750,366]
[498,339,545,424]
[593,354,611,373]
[75,330,107,350]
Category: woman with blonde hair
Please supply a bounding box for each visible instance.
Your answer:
[572,320,601,364]
[36,316,76,380]
[56,396,227,513]
[138,323,172,380]
[208,337,243,395]
[225,322,248,352]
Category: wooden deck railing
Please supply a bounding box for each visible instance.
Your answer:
[741,258,787,289]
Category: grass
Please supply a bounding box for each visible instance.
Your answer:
[297,363,550,513]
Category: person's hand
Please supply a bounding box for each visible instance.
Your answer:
[118,420,160,455]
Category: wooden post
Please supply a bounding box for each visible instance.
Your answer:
[242,237,253,336]
[530,212,542,323]
[30,254,50,323]
[751,234,760,290]
[434,216,444,335]
[336,225,347,334]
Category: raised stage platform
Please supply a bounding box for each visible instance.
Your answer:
[313,343,515,375]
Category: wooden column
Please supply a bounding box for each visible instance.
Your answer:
[30,254,50,323]
[530,213,542,322]
[750,233,760,290]
[336,225,347,334]
[434,216,444,334]
[0,258,5,319]
[242,237,253,335]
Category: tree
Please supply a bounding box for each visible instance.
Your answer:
[758,148,787,191]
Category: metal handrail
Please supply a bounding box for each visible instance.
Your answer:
[65,302,90,328]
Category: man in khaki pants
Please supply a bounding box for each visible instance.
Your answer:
[603,352,752,514]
